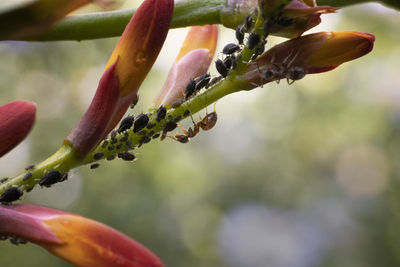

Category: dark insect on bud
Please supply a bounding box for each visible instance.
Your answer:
[106,155,116,161]
[247,33,261,50]
[146,123,156,129]
[0,187,23,203]
[0,177,9,183]
[164,121,178,132]
[90,163,100,169]
[156,106,167,121]
[185,79,196,99]
[117,115,134,133]
[195,73,211,91]
[251,44,266,60]
[39,170,64,187]
[25,164,35,171]
[173,115,182,123]
[223,57,233,70]
[22,172,33,181]
[277,17,294,27]
[133,113,149,133]
[286,66,307,81]
[215,59,229,78]
[222,43,241,55]
[235,25,245,45]
[183,110,191,117]
[172,98,184,108]
[130,95,139,109]
[93,152,104,160]
[118,152,136,161]
[243,14,253,31]
[152,133,161,139]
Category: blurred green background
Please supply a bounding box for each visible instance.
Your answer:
[1,1,400,267]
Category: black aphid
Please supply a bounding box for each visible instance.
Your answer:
[25,164,35,171]
[173,115,182,123]
[146,123,156,129]
[207,76,223,89]
[195,73,211,91]
[93,152,104,160]
[140,136,151,144]
[152,133,161,139]
[138,130,147,136]
[39,170,63,187]
[90,163,100,169]
[247,33,261,50]
[185,79,196,99]
[251,44,265,60]
[117,115,134,133]
[0,187,23,203]
[118,152,136,161]
[286,66,307,81]
[164,121,177,132]
[277,17,294,27]
[222,43,241,55]
[106,155,115,161]
[130,95,139,109]
[0,177,9,183]
[215,59,229,77]
[156,106,167,121]
[116,144,122,150]
[243,14,253,31]
[172,98,184,108]
[101,140,108,148]
[110,130,117,139]
[108,145,115,151]
[236,25,245,44]
[223,57,233,70]
[133,113,149,133]
[183,110,191,117]
[22,172,33,181]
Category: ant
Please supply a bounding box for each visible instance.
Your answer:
[169,104,218,144]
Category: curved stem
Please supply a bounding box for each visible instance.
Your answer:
[11,0,399,42]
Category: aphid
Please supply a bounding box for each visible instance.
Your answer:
[223,56,233,70]
[108,145,115,151]
[185,79,196,99]
[110,138,118,144]
[25,164,35,171]
[106,155,115,161]
[126,140,132,147]
[286,66,307,84]
[195,73,211,91]
[133,113,149,132]
[130,95,139,109]
[110,130,117,139]
[235,25,245,44]
[247,33,261,50]
[39,170,63,187]
[215,59,229,78]
[0,177,9,183]
[206,76,223,89]
[117,115,134,133]
[22,172,33,181]
[156,106,167,121]
[152,133,161,139]
[0,187,23,203]
[183,110,191,117]
[222,43,241,55]
[93,152,104,160]
[173,115,182,123]
[172,98,184,108]
[101,140,108,148]
[138,129,147,135]
[90,163,100,169]
[243,14,253,31]
[164,121,178,132]
[118,152,135,161]
[9,237,27,246]
[116,144,122,150]
[251,44,266,60]
[277,16,294,27]
[146,123,156,129]
[147,130,155,137]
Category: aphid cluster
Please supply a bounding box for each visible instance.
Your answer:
[39,170,68,188]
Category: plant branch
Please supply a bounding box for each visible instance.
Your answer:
[11,0,399,42]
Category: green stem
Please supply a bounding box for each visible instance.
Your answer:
[11,0,400,42]
[0,76,246,196]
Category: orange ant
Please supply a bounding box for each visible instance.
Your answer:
[169,104,218,144]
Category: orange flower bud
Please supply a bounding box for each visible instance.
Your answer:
[0,100,36,157]
[153,25,218,106]
[240,31,375,89]
[65,0,174,156]
[0,204,164,267]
